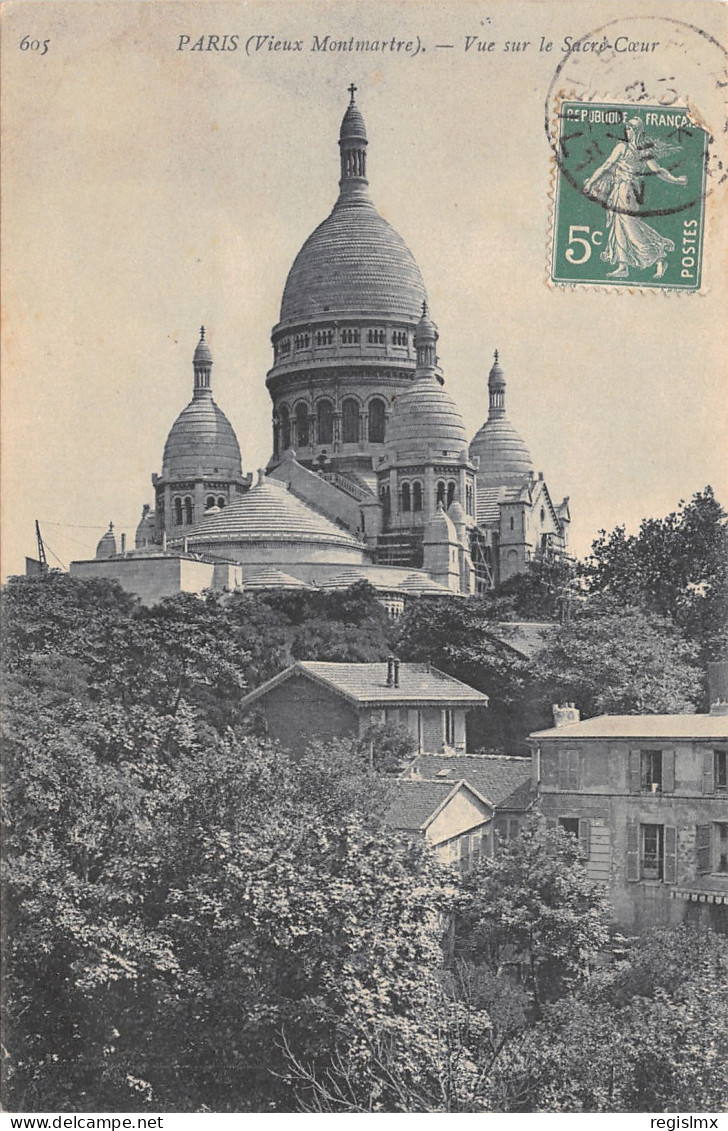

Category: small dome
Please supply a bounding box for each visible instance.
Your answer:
[187,476,363,549]
[135,505,156,550]
[488,352,505,388]
[95,522,118,560]
[386,373,469,459]
[193,327,212,367]
[470,418,533,484]
[162,398,242,480]
[448,500,467,526]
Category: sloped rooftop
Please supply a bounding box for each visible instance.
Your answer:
[409,753,534,810]
[530,714,728,740]
[385,779,463,831]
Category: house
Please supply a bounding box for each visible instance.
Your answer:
[529,702,728,932]
[384,778,493,871]
[406,753,535,843]
[239,658,488,754]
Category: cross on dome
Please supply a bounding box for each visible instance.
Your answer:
[348,82,357,102]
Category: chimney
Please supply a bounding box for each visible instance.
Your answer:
[386,657,395,687]
[393,659,400,687]
[552,702,580,728]
[708,661,728,715]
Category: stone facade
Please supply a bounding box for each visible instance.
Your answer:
[531,710,728,932]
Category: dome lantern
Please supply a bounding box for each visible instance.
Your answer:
[469,351,534,485]
[338,83,369,200]
[193,325,213,398]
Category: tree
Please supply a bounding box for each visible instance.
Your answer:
[584,487,728,666]
[394,596,535,751]
[533,594,702,717]
[456,818,612,1015]
[490,928,728,1112]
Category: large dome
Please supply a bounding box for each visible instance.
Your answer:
[162,396,242,480]
[386,373,469,458]
[469,418,533,483]
[279,197,427,323]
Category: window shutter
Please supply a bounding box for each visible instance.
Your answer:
[509,818,520,840]
[568,749,581,790]
[558,749,569,790]
[702,749,715,795]
[696,824,712,874]
[662,749,675,794]
[578,818,591,859]
[626,819,639,881]
[664,826,678,884]
[629,749,641,794]
[545,817,558,830]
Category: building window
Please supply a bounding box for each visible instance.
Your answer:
[641,749,662,793]
[413,481,423,513]
[184,497,193,525]
[465,482,474,515]
[540,507,546,522]
[368,398,386,443]
[444,709,455,746]
[277,338,291,357]
[436,480,445,507]
[380,483,391,520]
[392,329,407,346]
[715,750,727,793]
[509,516,515,531]
[641,823,664,880]
[294,333,310,350]
[716,823,728,873]
[206,495,215,510]
[558,748,580,790]
[367,328,385,345]
[217,496,225,509]
[295,402,310,448]
[558,816,590,858]
[317,400,333,445]
[447,481,456,508]
[401,482,411,512]
[315,329,333,347]
[341,327,360,345]
[630,749,675,794]
[559,816,580,838]
[174,497,183,525]
[342,398,360,444]
[279,405,291,451]
[494,816,521,848]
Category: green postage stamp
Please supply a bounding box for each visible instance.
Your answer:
[551,101,708,290]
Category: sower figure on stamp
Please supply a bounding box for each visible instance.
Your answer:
[584,117,687,279]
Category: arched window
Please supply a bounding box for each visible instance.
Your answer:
[401,482,411,512]
[380,483,391,519]
[510,516,515,531]
[368,398,386,444]
[437,481,446,507]
[217,497,226,509]
[317,400,333,446]
[447,481,456,508]
[184,497,193,525]
[206,495,215,510]
[540,507,546,523]
[413,481,423,512]
[342,398,360,444]
[280,405,291,451]
[295,402,309,448]
[174,497,183,526]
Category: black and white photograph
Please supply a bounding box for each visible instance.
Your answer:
[2,0,727,1119]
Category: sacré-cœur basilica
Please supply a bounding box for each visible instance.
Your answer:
[72,89,570,608]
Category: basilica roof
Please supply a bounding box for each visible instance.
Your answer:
[278,92,427,324]
[162,395,242,481]
[186,475,364,549]
[469,352,533,485]
[162,330,243,481]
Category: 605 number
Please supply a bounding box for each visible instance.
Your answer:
[20,35,50,55]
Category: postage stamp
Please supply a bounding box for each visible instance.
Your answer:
[551,101,708,290]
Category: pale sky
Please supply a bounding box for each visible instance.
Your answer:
[2,0,727,576]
